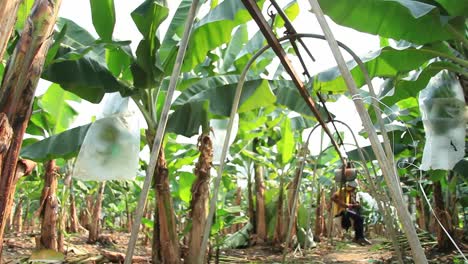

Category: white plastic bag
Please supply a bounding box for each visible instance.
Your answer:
[419,71,466,171]
[72,93,140,181]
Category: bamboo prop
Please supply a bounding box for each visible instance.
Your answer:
[304,130,324,249]
[282,134,319,261]
[308,1,427,263]
[0,0,21,63]
[123,1,200,262]
[282,119,329,259]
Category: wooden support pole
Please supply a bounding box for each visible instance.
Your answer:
[240,0,345,162]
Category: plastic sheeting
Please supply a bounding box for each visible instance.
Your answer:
[419,71,466,171]
[72,93,140,181]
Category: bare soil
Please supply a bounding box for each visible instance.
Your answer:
[2,231,466,263]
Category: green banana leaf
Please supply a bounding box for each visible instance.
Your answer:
[90,0,116,41]
[271,80,330,119]
[346,143,407,161]
[131,0,168,85]
[27,100,49,137]
[381,61,467,106]
[221,24,249,74]
[38,83,81,135]
[159,0,192,63]
[315,45,440,93]
[20,124,91,162]
[174,78,276,117]
[42,47,130,103]
[453,159,468,178]
[56,18,105,63]
[176,171,197,204]
[175,75,330,120]
[166,100,210,137]
[433,0,468,16]
[277,117,295,165]
[15,0,34,32]
[181,0,268,72]
[317,0,460,44]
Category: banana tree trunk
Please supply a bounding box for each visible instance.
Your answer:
[314,188,326,240]
[433,180,454,252]
[247,166,255,234]
[88,181,106,243]
[233,187,242,233]
[285,170,301,246]
[274,174,285,244]
[68,185,80,233]
[152,146,180,264]
[326,186,336,240]
[57,206,66,252]
[447,172,459,228]
[23,199,30,232]
[152,200,160,263]
[57,170,71,252]
[186,134,213,264]
[39,160,59,250]
[143,209,151,246]
[79,196,92,231]
[125,191,132,232]
[0,114,12,178]
[0,0,62,258]
[0,0,21,62]
[416,196,427,231]
[13,198,23,233]
[253,139,267,243]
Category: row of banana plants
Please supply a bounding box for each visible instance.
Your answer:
[0,0,466,263]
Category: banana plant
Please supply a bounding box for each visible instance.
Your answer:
[21,0,302,261]
[25,83,80,251]
[19,0,370,261]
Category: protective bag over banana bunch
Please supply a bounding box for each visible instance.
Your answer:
[72,93,140,181]
[419,70,466,170]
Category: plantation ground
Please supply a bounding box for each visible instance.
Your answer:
[2,231,466,263]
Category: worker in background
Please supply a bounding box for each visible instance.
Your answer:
[331,180,371,246]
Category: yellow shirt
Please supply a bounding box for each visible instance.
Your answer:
[331,188,354,216]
